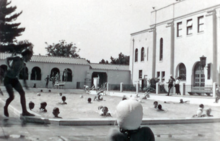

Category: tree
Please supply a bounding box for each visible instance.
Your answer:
[0,0,32,53]
[110,53,129,65]
[45,40,80,58]
[99,59,109,64]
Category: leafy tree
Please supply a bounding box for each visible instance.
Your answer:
[99,59,109,64]
[0,0,32,53]
[110,53,129,65]
[45,40,80,58]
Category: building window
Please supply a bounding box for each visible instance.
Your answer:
[187,19,193,35]
[162,71,165,80]
[177,22,182,37]
[139,70,142,79]
[135,49,138,62]
[179,63,186,80]
[157,71,160,78]
[207,63,211,79]
[198,16,204,33]
[141,47,144,61]
[159,38,163,61]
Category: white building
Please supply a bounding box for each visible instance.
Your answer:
[130,0,220,89]
[0,53,130,89]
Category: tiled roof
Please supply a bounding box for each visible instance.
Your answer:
[90,63,129,71]
[0,53,89,65]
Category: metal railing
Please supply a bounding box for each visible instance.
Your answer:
[123,84,136,92]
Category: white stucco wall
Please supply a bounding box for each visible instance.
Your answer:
[88,69,130,85]
[130,30,153,84]
[131,1,220,86]
[0,60,90,89]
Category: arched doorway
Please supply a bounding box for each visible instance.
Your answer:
[176,63,186,81]
[193,62,205,87]
[50,68,60,81]
[31,67,41,80]
[91,72,107,88]
[62,68,72,82]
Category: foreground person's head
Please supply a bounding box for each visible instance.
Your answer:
[21,48,33,62]
[116,98,143,130]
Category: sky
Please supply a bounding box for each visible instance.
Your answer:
[12,0,175,63]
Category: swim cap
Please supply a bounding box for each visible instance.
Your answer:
[116,98,143,130]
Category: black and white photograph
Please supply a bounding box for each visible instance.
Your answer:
[0,0,220,140]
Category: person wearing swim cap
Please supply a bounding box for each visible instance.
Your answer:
[3,48,35,117]
[108,98,155,141]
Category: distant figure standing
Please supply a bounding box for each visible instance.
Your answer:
[63,69,70,82]
[3,48,35,117]
[50,76,56,87]
[166,76,175,96]
[175,77,181,95]
[55,73,60,82]
[159,79,167,93]
[215,86,220,103]
[45,75,50,88]
[84,85,90,93]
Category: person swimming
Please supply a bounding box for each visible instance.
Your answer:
[98,106,111,116]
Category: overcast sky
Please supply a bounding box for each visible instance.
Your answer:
[12,0,175,63]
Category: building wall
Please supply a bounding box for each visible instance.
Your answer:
[173,11,215,85]
[131,1,220,86]
[0,60,90,88]
[88,69,130,85]
[130,30,153,84]
[155,23,172,81]
[151,0,220,26]
[0,59,130,88]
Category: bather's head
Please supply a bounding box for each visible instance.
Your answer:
[180,99,183,103]
[158,104,163,110]
[116,98,143,130]
[88,98,92,103]
[102,106,109,115]
[62,96,66,102]
[53,107,60,117]
[199,104,204,109]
